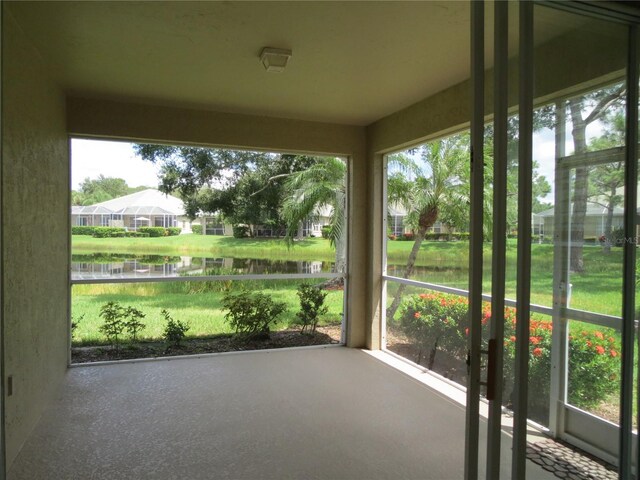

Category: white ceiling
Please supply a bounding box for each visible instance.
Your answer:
[6,1,596,126]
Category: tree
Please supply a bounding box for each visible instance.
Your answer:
[72,175,150,205]
[587,112,625,254]
[133,144,270,217]
[133,144,316,233]
[199,154,316,235]
[565,84,625,271]
[281,157,347,273]
[386,133,470,319]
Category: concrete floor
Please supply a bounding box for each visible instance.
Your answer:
[9,346,556,480]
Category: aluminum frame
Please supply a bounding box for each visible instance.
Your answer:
[620,23,639,480]
[512,4,534,477]
[465,2,485,478]
[486,3,509,477]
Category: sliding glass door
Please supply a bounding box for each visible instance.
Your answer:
[464,2,639,478]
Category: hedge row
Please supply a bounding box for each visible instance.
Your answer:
[72,226,100,236]
[72,226,181,237]
[137,227,181,237]
[388,232,471,241]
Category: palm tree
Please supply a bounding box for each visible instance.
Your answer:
[386,134,470,319]
[281,157,347,274]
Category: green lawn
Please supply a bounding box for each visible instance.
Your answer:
[72,234,336,261]
[72,279,344,346]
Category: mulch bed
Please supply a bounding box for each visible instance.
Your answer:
[72,325,342,364]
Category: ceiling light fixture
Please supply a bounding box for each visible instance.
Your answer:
[260,47,292,73]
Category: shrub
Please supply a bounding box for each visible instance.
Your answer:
[137,227,166,237]
[92,227,126,238]
[166,227,182,236]
[398,293,468,369]
[72,226,96,235]
[296,284,328,334]
[609,228,626,246]
[124,306,146,342]
[162,309,190,347]
[222,288,286,339]
[191,225,203,234]
[397,292,621,415]
[423,232,469,241]
[401,233,415,241]
[99,302,126,349]
[124,231,150,237]
[71,314,84,340]
[321,225,332,239]
[567,330,621,407]
[232,225,249,238]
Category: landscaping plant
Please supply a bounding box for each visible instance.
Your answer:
[296,283,328,334]
[71,314,84,341]
[162,309,190,347]
[222,288,287,339]
[397,292,621,418]
[124,306,146,342]
[99,302,126,349]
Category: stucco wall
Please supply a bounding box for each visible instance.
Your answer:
[2,9,69,469]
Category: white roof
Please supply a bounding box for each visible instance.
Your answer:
[92,189,185,216]
[72,205,113,215]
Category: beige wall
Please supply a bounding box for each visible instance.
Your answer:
[68,98,369,348]
[2,8,70,470]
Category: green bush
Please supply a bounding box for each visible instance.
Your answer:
[191,225,203,234]
[222,288,286,339]
[72,226,96,235]
[397,292,621,415]
[423,232,469,241]
[296,284,328,334]
[162,309,190,347]
[609,228,626,246]
[92,227,126,238]
[321,225,332,239]
[124,231,150,237]
[398,293,468,369]
[99,302,126,349]
[98,302,149,347]
[232,225,249,238]
[71,314,84,340]
[137,227,166,237]
[123,306,146,342]
[166,227,182,236]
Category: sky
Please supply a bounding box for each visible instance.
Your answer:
[71,139,160,190]
[72,121,606,201]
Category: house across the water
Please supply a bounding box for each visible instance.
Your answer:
[71,188,195,233]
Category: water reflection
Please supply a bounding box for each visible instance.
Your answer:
[71,253,335,280]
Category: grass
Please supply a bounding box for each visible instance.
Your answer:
[72,279,343,346]
[72,234,336,261]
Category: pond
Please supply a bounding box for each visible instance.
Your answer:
[71,253,337,280]
[71,252,471,285]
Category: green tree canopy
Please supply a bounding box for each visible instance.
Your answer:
[133,144,323,235]
[72,175,150,206]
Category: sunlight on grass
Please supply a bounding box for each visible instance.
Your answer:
[72,280,343,346]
